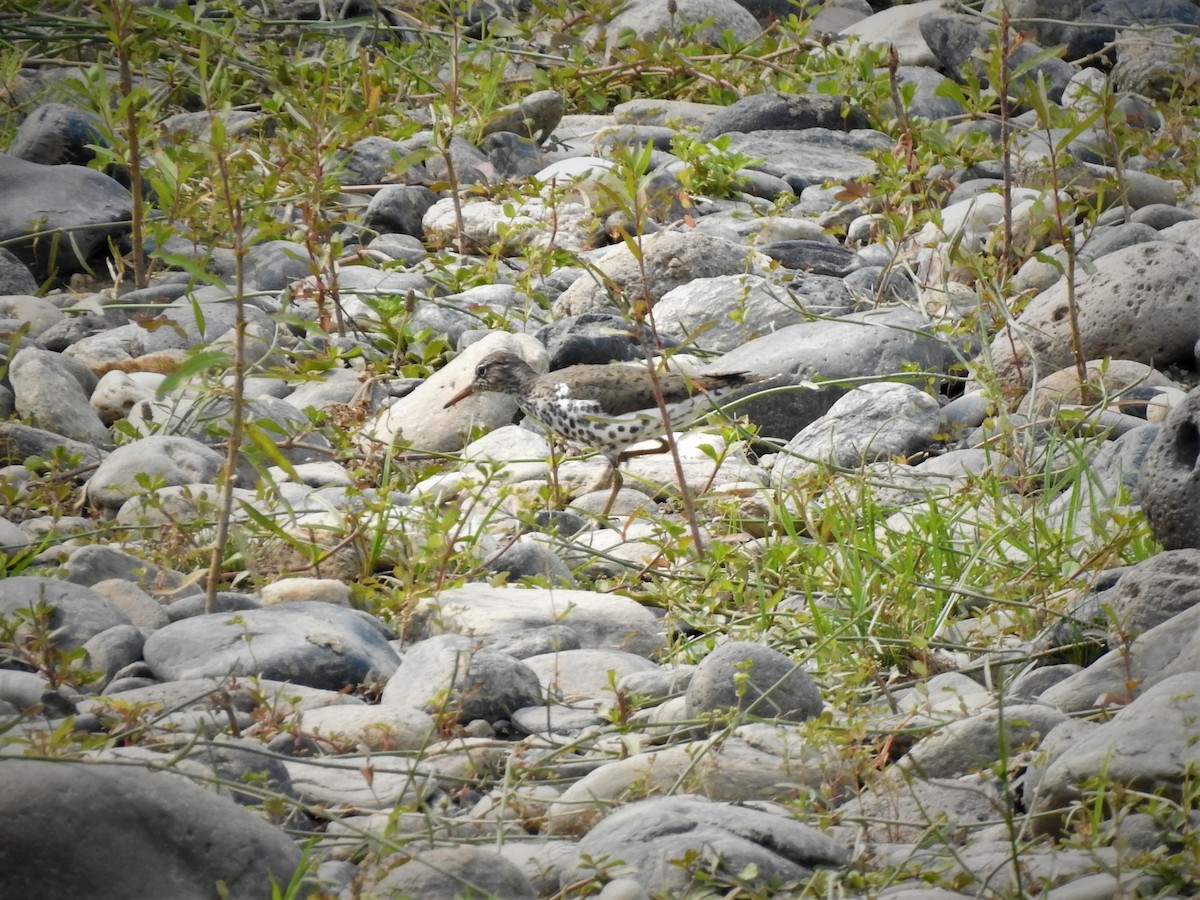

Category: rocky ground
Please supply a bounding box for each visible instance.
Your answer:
[3,0,1200,897]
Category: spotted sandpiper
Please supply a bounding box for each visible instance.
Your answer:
[443,350,759,514]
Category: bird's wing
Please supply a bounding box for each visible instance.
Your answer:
[549,367,692,417]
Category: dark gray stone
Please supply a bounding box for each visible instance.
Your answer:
[757,240,857,276]
[371,845,536,899]
[562,795,847,893]
[1082,222,1163,259]
[0,248,37,294]
[8,347,111,446]
[0,576,131,651]
[63,544,191,592]
[0,422,108,467]
[921,10,1075,103]
[245,240,312,291]
[1142,387,1200,549]
[84,435,232,512]
[895,65,966,121]
[686,640,822,721]
[536,313,665,369]
[381,633,543,724]
[700,92,870,140]
[337,134,426,185]
[0,157,132,281]
[480,90,565,145]
[80,624,145,691]
[481,131,545,179]
[486,541,577,588]
[1063,0,1200,64]
[1107,549,1200,636]
[1130,203,1195,230]
[1007,664,1085,701]
[143,601,399,690]
[0,758,301,900]
[166,591,262,622]
[6,102,105,167]
[362,184,439,237]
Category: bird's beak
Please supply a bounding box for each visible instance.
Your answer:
[443,383,476,409]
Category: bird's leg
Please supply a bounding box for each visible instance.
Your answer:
[600,462,623,517]
[620,437,671,460]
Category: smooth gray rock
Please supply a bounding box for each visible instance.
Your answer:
[921,9,1074,101]
[721,128,891,185]
[553,230,768,317]
[380,633,543,724]
[771,382,943,487]
[62,543,191,592]
[846,773,1004,843]
[6,102,104,166]
[0,576,131,651]
[562,795,847,893]
[369,845,537,899]
[485,540,577,588]
[363,184,439,237]
[0,758,301,900]
[244,239,312,291]
[337,134,428,185]
[8,347,111,446]
[1007,664,1083,702]
[1038,601,1200,713]
[85,435,232,512]
[0,157,132,280]
[1031,672,1200,834]
[898,705,1070,779]
[143,601,399,690]
[0,294,64,338]
[0,248,38,294]
[0,422,109,467]
[482,625,582,659]
[410,583,667,656]
[715,306,962,384]
[1142,387,1200,549]
[481,90,565,144]
[607,0,761,45]
[686,640,823,722]
[654,273,852,353]
[1106,549,1200,636]
[80,623,145,690]
[700,92,869,140]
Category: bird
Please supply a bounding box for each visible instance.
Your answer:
[443,350,760,514]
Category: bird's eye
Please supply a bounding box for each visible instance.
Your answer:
[476,364,487,378]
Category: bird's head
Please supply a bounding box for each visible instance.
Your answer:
[443,351,537,408]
